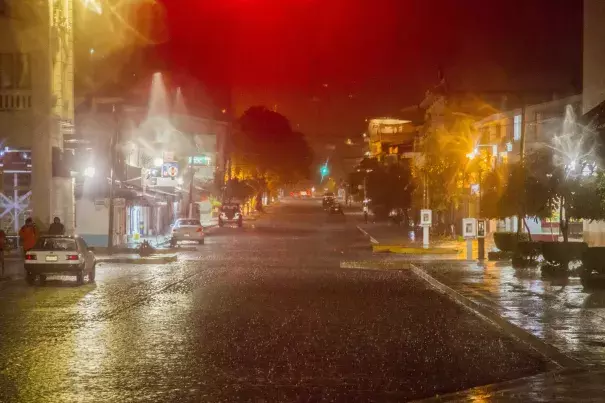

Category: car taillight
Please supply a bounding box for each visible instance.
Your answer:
[196,227,203,232]
[25,254,36,260]
[66,254,79,261]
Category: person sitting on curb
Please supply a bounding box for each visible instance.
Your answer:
[48,217,65,235]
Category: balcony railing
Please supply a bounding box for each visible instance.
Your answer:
[0,89,32,111]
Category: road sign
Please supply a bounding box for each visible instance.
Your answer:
[420,209,432,226]
[188,155,211,166]
[162,162,178,177]
[463,218,477,238]
[477,219,486,238]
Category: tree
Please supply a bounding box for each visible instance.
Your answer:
[365,162,415,221]
[230,106,313,205]
[224,178,254,203]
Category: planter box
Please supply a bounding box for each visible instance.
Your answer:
[541,241,587,268]
[494,232,529,253]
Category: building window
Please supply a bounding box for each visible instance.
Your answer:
[0,53,31,89]
[0,53,13,88]
[513,114,522,141]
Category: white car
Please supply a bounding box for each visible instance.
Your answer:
[24,235,96,285]
[170,218,205,246]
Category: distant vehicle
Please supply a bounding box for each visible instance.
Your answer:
[322,194,335,208]
[300,190,310,197]
[219,203,243,227]
[171,218,204,246]
[24,235,96,285]
[328,203,345,215]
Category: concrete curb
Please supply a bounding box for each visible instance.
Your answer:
[97,255,178,265]
[410,263,582,370]
[372,245,459,254]
[356,225,379,244]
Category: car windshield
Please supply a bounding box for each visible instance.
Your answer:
[33,238,77,251]
[176,220,201,226]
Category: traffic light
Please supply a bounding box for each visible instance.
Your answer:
[320,164,329,176]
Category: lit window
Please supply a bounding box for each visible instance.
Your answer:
[513,114,521,141]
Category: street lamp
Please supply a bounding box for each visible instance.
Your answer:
[84,166,95,178]
[466,144,497,260]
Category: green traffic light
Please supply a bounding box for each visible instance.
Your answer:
[320,165,329,175]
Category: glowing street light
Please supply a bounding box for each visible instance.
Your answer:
[84,166,95,178]
[81,0,102,14]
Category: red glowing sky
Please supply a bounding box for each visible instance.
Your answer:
[94,0,582,146]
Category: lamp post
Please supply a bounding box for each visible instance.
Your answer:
[107,104,119,252]
[467,144,497,260]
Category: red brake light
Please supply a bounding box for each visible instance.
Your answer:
[25,254,36,260]
[196,227,203,232]
[66,254,79,261]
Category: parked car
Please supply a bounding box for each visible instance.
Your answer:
[24,235,96,285]
[219,203,243,227]
[171,218,205,246]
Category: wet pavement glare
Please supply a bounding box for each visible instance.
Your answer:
[0,201,547,402]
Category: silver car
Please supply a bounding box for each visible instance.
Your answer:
[170,218,205,246]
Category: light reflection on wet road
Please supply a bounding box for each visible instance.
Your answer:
[0,201,547,402]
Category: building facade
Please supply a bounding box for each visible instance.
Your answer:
[0,0,75,232]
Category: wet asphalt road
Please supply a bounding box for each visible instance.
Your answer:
[0,200,546,402]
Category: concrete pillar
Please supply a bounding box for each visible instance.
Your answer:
[32,0,75,230]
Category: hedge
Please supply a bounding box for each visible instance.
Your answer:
[516,241,542,262]
[494,232,529,253]
[581,247,605,275]
[541,241,588,268]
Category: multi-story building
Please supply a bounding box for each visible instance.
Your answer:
[474,94,582,238]
[582,0,605,245]
[366,118,417,161]
[73,89,227,246]
[0,1,76,232]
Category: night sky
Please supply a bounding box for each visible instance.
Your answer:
[85,0,583,151]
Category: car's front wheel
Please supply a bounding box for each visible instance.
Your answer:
[218,219,224,227]
[237,219,243,228]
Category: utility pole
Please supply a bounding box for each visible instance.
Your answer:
[107,104,119,252]
[188,155,195,218]
[517,104,527,235]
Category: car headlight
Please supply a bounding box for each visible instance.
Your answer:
[220,213,226,218]
[235,213,240,218]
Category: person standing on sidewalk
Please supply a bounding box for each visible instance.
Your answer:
[19,218,38,258]
[363,204,369,224]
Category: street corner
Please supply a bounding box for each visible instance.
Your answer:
[372,244,460,255]
[97,254,178,265]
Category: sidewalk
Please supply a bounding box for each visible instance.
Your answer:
[358,222,495,257]
[417,260,605,368]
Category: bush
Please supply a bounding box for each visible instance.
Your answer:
[581,247,605,275]
[515,241,542,263]
[494,232,529,253]
[541,242,588,268]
